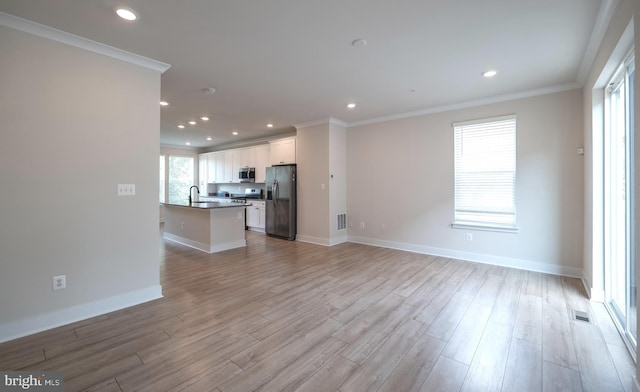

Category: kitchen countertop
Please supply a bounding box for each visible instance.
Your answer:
[162,200,250,209]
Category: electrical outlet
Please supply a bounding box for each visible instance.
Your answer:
[53,275,66,290]
[360,222,365,229]
[237,212,242,220]
[380,224,385,232]
[117,184,136,196]
[321,183,326,190]
[466,233,473,241]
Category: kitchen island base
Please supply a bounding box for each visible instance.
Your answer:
[163,203,247,253]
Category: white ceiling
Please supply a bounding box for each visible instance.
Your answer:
[0,0,606,149]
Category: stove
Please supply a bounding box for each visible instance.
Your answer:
[230,188,262,203]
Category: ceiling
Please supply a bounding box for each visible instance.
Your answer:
[0,0,606,149]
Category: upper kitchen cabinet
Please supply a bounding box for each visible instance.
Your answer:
[254,145,269,183]
[199,153,217,186]
[224,151,234,183]
[214,152,226,183]
[198,153,208,190]
[241,148,255,169]
[202,144,271,184]
[269,137,296,165]
[231,150,243,183]
[206,153,217,183]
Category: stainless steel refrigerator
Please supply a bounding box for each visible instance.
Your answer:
[265,164,296,240]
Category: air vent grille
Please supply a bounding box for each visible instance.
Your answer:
[337,213,347,231]
[572,309,591,323]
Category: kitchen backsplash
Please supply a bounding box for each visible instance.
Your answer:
[206,183,265,197]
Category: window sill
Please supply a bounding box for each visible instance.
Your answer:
[451,221,519,234]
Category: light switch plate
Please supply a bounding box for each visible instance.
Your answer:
[118,184,136,196]
[53,275,66,290]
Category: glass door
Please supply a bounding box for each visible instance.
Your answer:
[604,52,636,356]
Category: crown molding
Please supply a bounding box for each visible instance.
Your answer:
[293,118,330,129]
[576,0,619,86]
[294,117,348,130]
[329,117,348,127]
[0,12,171,73]
[347,82,581,128]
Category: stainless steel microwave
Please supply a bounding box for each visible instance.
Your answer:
[239,167,255,183]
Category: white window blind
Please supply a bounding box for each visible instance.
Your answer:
[453,115,517,230]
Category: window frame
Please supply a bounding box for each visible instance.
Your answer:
[451,114,519,233]
[161,154,196,203]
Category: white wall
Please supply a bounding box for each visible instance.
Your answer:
[0,25,165,341]
[347,89,584,276]
[329,122,347,244]
[296,123,331,243]
[296,120,348,245]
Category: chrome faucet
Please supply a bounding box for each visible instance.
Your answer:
[188,185,200,203]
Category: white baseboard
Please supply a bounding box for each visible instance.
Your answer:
[347,235,584,278]
[581,276,605,302]
[0,285,163,344]
[296,234,331,246]
[163,233,246,253]
[329,235,348,246]
[296,234,348,247]
[211,240,247,253]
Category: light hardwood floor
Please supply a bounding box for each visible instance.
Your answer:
[0,229,636,392]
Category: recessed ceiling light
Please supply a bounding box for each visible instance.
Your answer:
[346,103,357,109]
[188,121,197,125]
[482,70,497,78]
[200,116,209,121]
[266,123,274,128]
[232,131,239,135]
[116,7,138,21]
[206,137,212,141]
[351,39,367,48]
[178,125,185,129]
[204,87,216,95]
[159,101,169,106]
[185,141,191,146]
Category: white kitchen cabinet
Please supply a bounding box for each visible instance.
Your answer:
[224,151,234,183]
[241,148,255,168]
[269,137,296,165]
[198,153,208,190]
[200,152,221,184]
[206,145,270,184]
[231,150,242,182]
[215,152,226,183]
[254,145,269,183]
[258,203,265,228]
[206,152,216,183]
[246,201,265,230]
[246,205,260,227]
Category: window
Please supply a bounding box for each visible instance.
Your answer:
[167,155,195,202]
[603,51,635,352]
[453,115,517,231]
[159,154,196,203]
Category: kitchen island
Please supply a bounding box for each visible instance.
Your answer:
[162,200,249,253]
